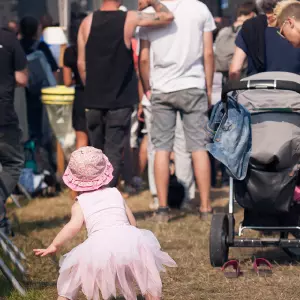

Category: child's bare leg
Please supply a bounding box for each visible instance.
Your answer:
[57,296,69,300]
[145,293,160,300]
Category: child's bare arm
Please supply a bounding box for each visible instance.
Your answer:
[33,202,84,257]
[124,201,137,227]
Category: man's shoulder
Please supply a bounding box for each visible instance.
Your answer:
[188,0,211,12]
[0,29,16,46]
[81,13,93,28]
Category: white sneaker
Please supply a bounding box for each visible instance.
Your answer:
[149,196,159,210]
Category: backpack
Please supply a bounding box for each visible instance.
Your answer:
[26,41,56,94]
[168,174,185,209]
[215,26,242,73]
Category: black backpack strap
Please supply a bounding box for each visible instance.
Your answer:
[241,15,268,73]
[30,40,40,52]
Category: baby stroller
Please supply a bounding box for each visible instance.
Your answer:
[209,72,300,267]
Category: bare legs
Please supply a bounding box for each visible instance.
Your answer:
[139,135,148,175]
[76,131,88,149]
[155,149,211,213]
[192,150,211,213]
[155,151,171,208]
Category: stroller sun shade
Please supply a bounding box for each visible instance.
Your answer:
[223,72,300,113]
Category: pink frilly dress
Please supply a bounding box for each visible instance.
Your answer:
[57,188,176,300]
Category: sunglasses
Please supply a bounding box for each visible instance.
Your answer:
[277,16,296,39]
[277,21,287,38]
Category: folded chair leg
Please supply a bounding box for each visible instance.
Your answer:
[17,183,32,201]
[0,258,26,296]
[10,195,21,208]
[0,231,26,260]
[0,239,26,274]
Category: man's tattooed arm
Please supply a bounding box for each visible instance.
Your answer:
[123,0,174,48]
[149,0,171,14]
[137,11,160,21]
[135,0,174,26]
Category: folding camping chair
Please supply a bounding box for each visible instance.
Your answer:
[0,231,26,295]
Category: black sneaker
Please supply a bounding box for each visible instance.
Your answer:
[149,207,170,223]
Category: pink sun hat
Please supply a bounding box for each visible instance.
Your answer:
[63,147,114,192]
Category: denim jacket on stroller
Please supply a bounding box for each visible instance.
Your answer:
[206,96,252,181]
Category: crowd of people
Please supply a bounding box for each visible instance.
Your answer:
[2,0,300,298]
[1,0,300,232]
[34,1,300,299]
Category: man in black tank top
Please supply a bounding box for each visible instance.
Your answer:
[77,0,174,187]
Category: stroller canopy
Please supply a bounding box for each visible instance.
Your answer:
[237,72,300,113]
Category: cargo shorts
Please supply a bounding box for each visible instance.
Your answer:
[151,88,209,153]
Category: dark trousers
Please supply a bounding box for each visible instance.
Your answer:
[0,125,24,228]
[86,107,133,187]
[26,91,43,142]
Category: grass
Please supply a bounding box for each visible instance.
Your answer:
[1,188,300,300]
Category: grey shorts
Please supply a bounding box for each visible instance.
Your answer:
[151,88,208,152]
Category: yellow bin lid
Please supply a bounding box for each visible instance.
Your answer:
[42,85,75,105]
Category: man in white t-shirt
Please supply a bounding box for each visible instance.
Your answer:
[136,31,195,211]
[139,0,216,222]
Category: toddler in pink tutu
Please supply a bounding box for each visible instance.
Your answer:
[33,147,176,300]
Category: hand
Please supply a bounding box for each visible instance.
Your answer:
[33,244,58,257]
[138,105,145,122]
[146,90,152,100]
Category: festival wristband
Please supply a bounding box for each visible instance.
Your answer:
[146,90,151,99]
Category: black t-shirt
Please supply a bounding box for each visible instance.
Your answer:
[236,28,300,75]
[0,29,27,126]
[63,45,84,89]
[20,39,59,72]
[85,11,138,109]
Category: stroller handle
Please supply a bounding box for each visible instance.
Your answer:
[221,79,300,102]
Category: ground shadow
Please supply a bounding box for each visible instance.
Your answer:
[14,216,70,235]
[133,210,154,220]
[0,278,15,298]
[25,280,57,288]
[211,189,230,202]
[0,278,57,298]
[251,248,300,266]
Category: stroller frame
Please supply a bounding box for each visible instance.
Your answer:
[209,79,300,267]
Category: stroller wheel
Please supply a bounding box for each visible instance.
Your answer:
[210,213,229,267]
[281,232,300,260]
